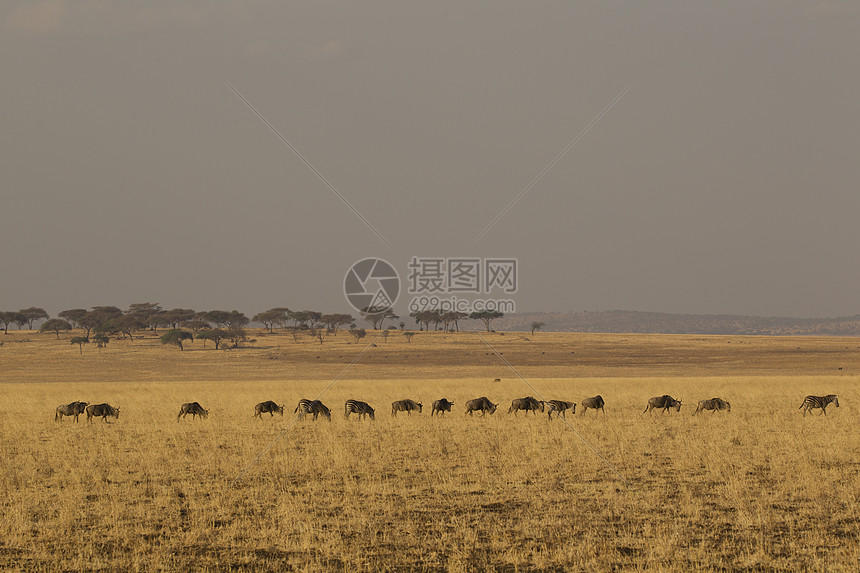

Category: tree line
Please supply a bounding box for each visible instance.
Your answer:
[1,303,507,351]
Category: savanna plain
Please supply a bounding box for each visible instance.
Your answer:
[1,329,859,571]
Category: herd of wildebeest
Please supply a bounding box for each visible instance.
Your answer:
[53,393,841,423]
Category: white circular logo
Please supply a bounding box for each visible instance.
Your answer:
[344,258,400,312]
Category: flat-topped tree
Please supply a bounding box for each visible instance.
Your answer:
[253,310,284,333]
[0,312,24,334]
[19,307,49,329]
[161,329,193,351]
[78,307,122,338]
[70,336,89,354]
[196,328,228,350]
[361,307,398,330]
[162,309,196,330]
[320,313,354,335]
[40,319,72,339]
[58,309,87,329]
[469,310,504,332]
[530,321,545,335]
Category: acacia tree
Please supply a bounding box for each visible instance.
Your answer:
[0,312,23,334]
[161,329,193,351]
[403,331,415,343]
[59,309,87,329]
[162,308,196,330]
[309,323,328,345]
[253,309,283,333]
[103,314,145,341]
[469,310,504,332]
[20,307,49,329]
[349,328,366,343]
[40,319,72,339]
[320,313,354,335]
[196,329,228,350]
[79,307,123,338]
[530,321,545,335]
[180,319,210,335]
[93,333,110,351]
[361,307,399,330]
[70,336,89,354]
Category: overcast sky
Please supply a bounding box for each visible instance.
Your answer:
[2,1,859,319]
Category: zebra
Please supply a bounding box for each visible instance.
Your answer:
[254,401,284,418]
[693,398,731,415]
[55,401,88,423]
[391,399,422,416]
[546,400,575,419]
[643,395,682,414]
[580,395,605,416]
[295,399,331,421]
[345,399,375,420]
[508,397,545,416]
[177,402,208,421]
[431,398,454,416]
[799,395,839,416]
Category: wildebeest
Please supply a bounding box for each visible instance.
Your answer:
[86,403,119,423]
[580,395,605,416]
[55,401,88,423]
[391,399,422,416]
[546,400,575,419]
[508,397,545,416]
[799,394,839,416]
[254,401,284,418]
[345,399,375,420]
[177,402,209,421]
[465,397,497,416]
[432,398,454,416]
[643,395,682,414]
[693,398,731,415]
[295,399,331,421]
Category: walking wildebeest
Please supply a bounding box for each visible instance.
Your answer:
[345,399,375,420]
[177,402,209,421]
[799,394,839,416]
[693,398,731,415]
[508,397,545,416]
[644,395,682,414]
[432,398,454,416]
[295,399,332,421]
[546,400,575,419]
[254,401,284,419]
[86,403,119,423]
[580,395,606,416]
[55,401,88,423]
[465,397,497,416]
[391,399,422,416]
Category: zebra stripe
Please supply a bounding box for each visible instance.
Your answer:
[799,395,839,416]
[546,400,575,419]
[345,399,375,420]
[295,399,331,421]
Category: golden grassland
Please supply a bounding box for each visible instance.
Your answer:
[1,329,859,571]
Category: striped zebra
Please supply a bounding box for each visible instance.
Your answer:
[581,395,605,416]
[693,398,731,415]
[546,400,575,420]
[345,399,375,420]
[799,394,839,416]
[294,399,331,421]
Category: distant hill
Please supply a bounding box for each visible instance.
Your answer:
[494,310,860,336]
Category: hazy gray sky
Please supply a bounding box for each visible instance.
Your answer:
[2,1,859,319]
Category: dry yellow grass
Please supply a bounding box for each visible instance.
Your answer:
[1,329,859,571]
